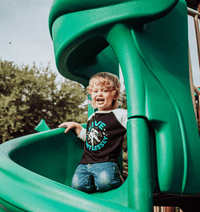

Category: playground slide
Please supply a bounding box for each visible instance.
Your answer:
[0,124,135,212]
[0,0,200,212]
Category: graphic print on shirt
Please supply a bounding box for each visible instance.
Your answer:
[86,120,108,151]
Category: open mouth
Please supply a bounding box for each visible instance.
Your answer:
[97,98,105,104]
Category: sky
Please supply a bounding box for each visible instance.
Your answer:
[0,0,59,77]
[0,0,199,87]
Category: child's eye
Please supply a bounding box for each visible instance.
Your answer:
[103,90,107,92]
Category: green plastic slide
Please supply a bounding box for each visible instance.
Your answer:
[0,0,200,211]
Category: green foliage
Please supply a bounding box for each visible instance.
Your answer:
[0,59,87,143]
[121,89,128,177]
[121,89,127,110]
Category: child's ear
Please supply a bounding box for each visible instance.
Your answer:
[112,90,118,100]
[111,90,115,96]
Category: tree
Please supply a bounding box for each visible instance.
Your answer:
[120,89,128,177]
[0,59,87,143]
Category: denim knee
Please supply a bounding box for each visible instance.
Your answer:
[71,162,121,193]
[95,171,121,192]
[94,162,121,192]
[71,165,95,193]
[71,174,80,189]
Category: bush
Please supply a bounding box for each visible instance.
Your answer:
[0,60,87,143]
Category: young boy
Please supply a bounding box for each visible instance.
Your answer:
[59,72,127,193]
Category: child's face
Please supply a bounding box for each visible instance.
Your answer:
[91,84,115,111]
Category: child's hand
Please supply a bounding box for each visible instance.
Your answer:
[58,122,82,135]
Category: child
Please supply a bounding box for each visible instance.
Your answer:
[59,72,127,193]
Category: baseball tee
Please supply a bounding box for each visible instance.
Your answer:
[78,108,127,164]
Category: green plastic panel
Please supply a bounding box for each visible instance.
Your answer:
[118,1,200,195]
[50,0,200,196]
[49,0,178,87]
[0,128,135,212]
[35,119,51,132]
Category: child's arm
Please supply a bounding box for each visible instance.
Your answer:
[58,122,82,136]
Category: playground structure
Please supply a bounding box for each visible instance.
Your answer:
[0,0,200,212]
[188,7,200,129]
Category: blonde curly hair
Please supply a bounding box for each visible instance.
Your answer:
[87,72,121,109]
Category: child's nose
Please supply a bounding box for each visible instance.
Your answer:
[97,91,103,96]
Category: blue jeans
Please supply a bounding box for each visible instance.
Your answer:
[71,162,121,193]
